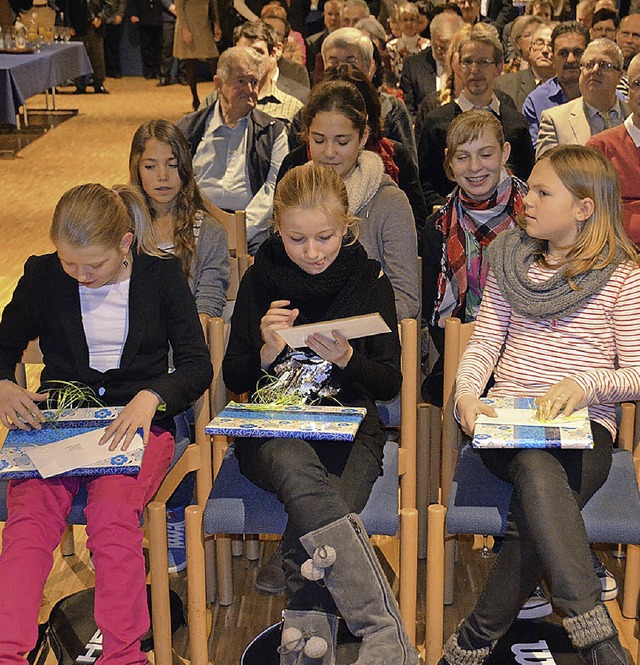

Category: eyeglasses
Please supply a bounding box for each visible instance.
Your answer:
[629,79,640,90]
[591,26,617,36]
[325,55,361,67]
[460,58,497,69]
[531,38,552,49]
[555,48,585,59]
[581,59,621,72]
[432,40,449,53]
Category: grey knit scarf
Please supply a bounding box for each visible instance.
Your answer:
[487,228,624,321]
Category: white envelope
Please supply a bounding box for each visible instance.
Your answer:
[276,313,392,349]
[25,427,145,479]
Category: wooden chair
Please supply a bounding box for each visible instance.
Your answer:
[185,318,420,665]
[204,200,248,257]
[423,317,640,665]
[0,339,213,665]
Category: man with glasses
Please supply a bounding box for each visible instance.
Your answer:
[495,23,554,110]
[616,14,640,98]
[401,11,465,117]
[537,38,630,155]
[522,21,590,146]
[415,27,534,208]
[588,52,640,248]
[590,7,618,40]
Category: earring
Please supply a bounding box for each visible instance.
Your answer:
[122,257,129,268]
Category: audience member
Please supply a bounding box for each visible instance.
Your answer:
[502,14,545,71]
[321,27,419,163]
[177,46,289,253]
[306,0,342,78]
[593,0,617,12]
[522,20,590,146]
[439,143,640,665]
[386,2,430,79]
[453,0,509,31]
[590,7,618,40]
[616,14,640,97]
[401,11,465,116]
[537,38,629,155]
[576,0,596,27]
[157,0,185,86]
[496,22,554,110]
[103,0,125,78]
[421,110,527,404]
[129,0,164,80]
[415,26,534,209]
[588,52,640,247]
[260,1,306,64]
[173,0,219,110]
[223,163,419,665]
[342,0,368,26]
[279,80,421,321]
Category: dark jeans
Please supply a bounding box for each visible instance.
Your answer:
[75,25,106,88]
[235,436,382,612]
[159,21,180,79]
[459,422,613,650]
[139,24,163,77]
[104,22,123,76]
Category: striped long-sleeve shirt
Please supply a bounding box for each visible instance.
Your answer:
[455,261,640,438]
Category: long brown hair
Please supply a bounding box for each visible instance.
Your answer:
[129,119,207,276]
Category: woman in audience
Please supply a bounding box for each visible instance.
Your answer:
[129,119,230,326]
[279,80,420,322]
[440,144,640,665]
[503,14,546,72]
[0,183,212,663]
[318,64,427,235]
[223,163,419,665]
[386,2,430,80]
[421,110,527,404]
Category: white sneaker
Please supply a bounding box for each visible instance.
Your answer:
[517,585,553,620]
[591,551,618,602]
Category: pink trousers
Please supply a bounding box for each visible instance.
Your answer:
[0,427,175,665]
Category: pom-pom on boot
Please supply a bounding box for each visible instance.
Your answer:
[278,609,338,664]
[437,624,494,665]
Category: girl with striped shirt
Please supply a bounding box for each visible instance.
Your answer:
[440,145,640,665]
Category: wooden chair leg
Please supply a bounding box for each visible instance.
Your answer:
[231,535,243,557]
[216,535,234,606]
[622,543,640,619]
[60,524,75,556]
[399,508,418,647]
[417,405,431,560]
[444,535,455,606]
[186,506,211,665]
[425,504,445,665]
[245,534,260,561]
[147,502,172,665]
[205,534,217,603]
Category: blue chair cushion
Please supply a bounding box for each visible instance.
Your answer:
[203,440,400,537]
[446,445,640,545]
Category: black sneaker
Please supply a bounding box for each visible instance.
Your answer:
[517,585,553,620]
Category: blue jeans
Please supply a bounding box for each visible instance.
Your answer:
[235,436,383,612]
[459,422,613,649]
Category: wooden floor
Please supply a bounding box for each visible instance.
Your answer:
[1,77,638,664]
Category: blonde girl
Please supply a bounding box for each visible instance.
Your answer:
[223,163,418,665]
[440,145,640,665]
[0,183,212,663]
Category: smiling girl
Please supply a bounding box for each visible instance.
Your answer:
[223,163,418,665]
[129,119,230,327]
[0,183,212,663]
[421,110,526,404]
[439,145,640,665]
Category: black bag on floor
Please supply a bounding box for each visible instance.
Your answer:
[28,586,185,665]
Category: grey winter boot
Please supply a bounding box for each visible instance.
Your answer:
[278,609,338,664]
[299,513,419,665]
[563,604,628,665]
[437,624,494,665]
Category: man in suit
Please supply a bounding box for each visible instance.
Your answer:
[415,26,534,208]
[522,21,590,146]
[306,0,342,78]
[537,38,630,156]
[495,23,554,110]
[401,11,464,117]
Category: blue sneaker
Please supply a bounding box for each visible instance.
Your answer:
[166,506,187,574]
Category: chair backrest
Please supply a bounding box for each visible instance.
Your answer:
[204,199,248,256]
[15,339,43,390]
[223,254,254,322]
[441,318,475,505]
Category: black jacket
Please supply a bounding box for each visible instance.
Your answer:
[400,47,438,119]
[0,252,212,428]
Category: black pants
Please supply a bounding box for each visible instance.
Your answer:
[459,422,613,650]
[104,23,123,76]
[74,26,106,88]
[235,435,382,612]
[159,21,178,79]
[139,24,163,78]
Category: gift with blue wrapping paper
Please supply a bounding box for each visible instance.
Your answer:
[472,397,593,449]
[206,402,368,441]
[0,407,143,479]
